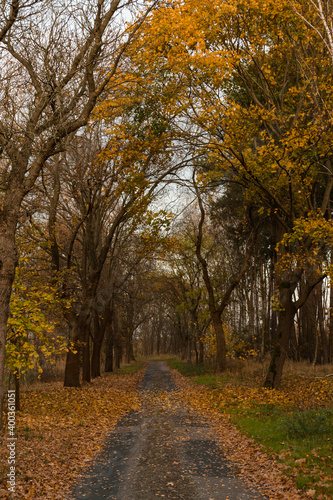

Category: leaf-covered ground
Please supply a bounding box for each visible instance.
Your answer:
[0,367,145,499]
[168,361,333,500]
[70,361,269,500]
[1,360,332,500]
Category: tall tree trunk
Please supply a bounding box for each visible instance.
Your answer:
[125,299,134,364]
[91,311,106,378]
[14,371,20,412]
[317,284,328,364]
[187,338,192,364]
[300,288,316,362]
[115,340,122,369]
[248,263,255,345]
[156,328,160,356]
[64,322,81,387]
[150,330,154,356]
[82,324,91,383]
[330,282,333,363]
[104,325,114,373]
[126,329,133,364]
[214,313,227,372]
[0,227,18,429]
[114,309,122,369]
[289,321,298,361]
[264,259,324,389]
[194,341,199,364]
[64,346,80,387]
[199,336,204,363]
[91,339,103,378]
[264,287,296,389]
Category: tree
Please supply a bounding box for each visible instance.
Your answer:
[130,0,333,386]
[0,0,20,43]
[0,0,160,425]
[193,173,258,371]
[25,92,183,386]
[4,220,70,409]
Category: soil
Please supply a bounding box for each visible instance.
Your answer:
[71,361,268,500]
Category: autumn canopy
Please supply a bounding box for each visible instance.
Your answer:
[0,0,333,428]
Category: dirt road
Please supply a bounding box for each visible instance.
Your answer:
[71,361,267,500]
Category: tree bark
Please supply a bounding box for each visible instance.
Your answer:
[214,313,227,372]
[199,337,204,363]
[91,308,107,378]
[64,321,81,387]
[264,246,325,388]
[317,284,329,364]
[115,340,122,369]
[264,287,296,389]
[299,285,316,362]
[329,198,333,364]
[14,371,20,412]
[64,346,80,387]
[104,323,114,373]
[0,222,18,428]
[91,338,103,378]
[82,324,91,383]
[187,338,192,364]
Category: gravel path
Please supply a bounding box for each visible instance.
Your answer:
[71,361,268,500]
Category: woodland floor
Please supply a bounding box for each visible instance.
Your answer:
[71,360,267,500]
[0,360,331,500]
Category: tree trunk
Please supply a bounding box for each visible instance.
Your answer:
[194,339,199,364]
[14,371,20,412]
[214,313,227,372]
[329,201,333,363]
[289,321,298,361]
[125,299,134,364]
[317,285,329,364]
[64,346,80,387]
[126,329,133,364]
[82,325,91,383]
[156,329,160,356]
[0,229,18,429]
[264,287,296,389]
[115,340,122,369]
[114,306,122,368]
[199,337,204,363]
[299,289,316,362]
[187,338,192,364]
[105,324,114,373]
[64,322,81,387]
[91,311,106,378]
[91,339,103,378]
[129,338,135,361]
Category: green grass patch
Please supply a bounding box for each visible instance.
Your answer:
[170,359,333,499]
[116,360,146,375]
[168,359,214,377]
[227,405,333,498]
[279,409,332,438]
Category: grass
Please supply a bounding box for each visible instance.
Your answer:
[115,360,146,375]
[168,358,333,500]
[168,359,214,377]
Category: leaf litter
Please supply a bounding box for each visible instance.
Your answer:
[1,362,331,499]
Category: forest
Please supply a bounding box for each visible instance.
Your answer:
[1,1,333,497]
[1,0,333,411]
